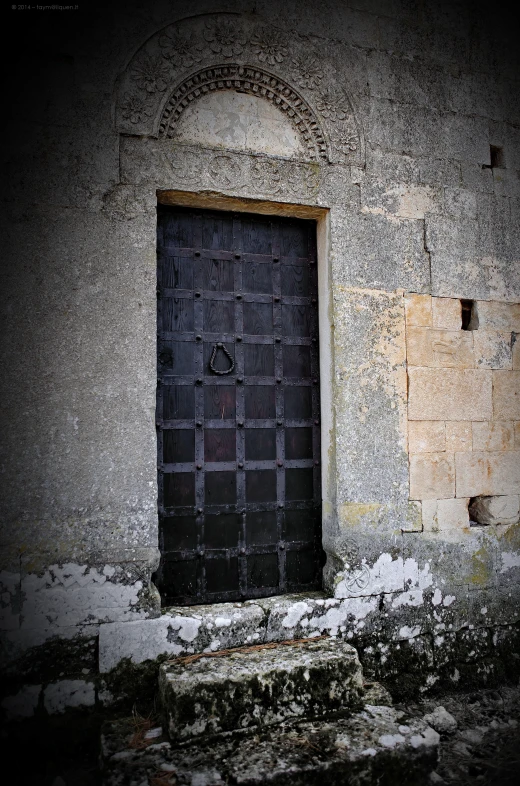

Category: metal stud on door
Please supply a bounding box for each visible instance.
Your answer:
[156,205,322,605]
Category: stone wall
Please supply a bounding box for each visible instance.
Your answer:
[1,0,519,717]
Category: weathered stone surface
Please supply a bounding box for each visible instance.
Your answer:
[474,329,513,369]
[404,294,432,327]
[408,368,492,421]
[408,421,445,453]
[422,499,469,532]
[43,679,96,714]
[469,495,520,526]
[101,705,439,786]
[409,454,455,500]
[423,706,457,734]
[445,422,472,452]
[160,638,363,742]
[406,327,474,368]
[493,370,520,420]
[455,452,520,498]
[431,298,462,330]
[472,421,515,452]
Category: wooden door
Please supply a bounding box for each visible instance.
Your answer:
[155,205,322,605]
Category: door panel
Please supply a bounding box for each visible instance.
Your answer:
[156,205,322,605]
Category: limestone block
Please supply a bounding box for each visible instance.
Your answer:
[443,188,477,220]
[469,495,520,526]
[493,370,520,420]
[406,327,474,368]
[361,181,441,219]
[422,498,469,532]
[515,422,520,448]
[432,298,462,330]
[513,335,520,370]
[511,305,520,331]
[476,301,512,329]
[445,422,472,452]
[405,294,432,327]
[472,421,514,452]
[408,421,445,453]
[332,212,430,292]
[408,368,492,421]
[409,453,455,500]
[455,451,520,498]
[474,330,512,369]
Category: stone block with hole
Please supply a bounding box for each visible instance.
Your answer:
[469,495,520,526]
[159,638,364,743]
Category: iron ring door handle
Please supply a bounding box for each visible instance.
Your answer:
[209,342,235,375]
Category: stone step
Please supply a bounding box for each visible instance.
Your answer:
[101,704,440,786]
[159,637,364,743]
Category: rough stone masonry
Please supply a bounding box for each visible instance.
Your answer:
[1,0,519,719]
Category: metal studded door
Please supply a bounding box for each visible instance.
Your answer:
[155,205,322,605]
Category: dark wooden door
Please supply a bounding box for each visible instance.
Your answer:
[155,205,322,605]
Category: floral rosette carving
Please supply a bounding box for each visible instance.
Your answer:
[250,159,283,194]
[315,87,350,122]
[208,155,244,189]
[159,29,203,69]
[203,19,246,58]
[130,55,171,93]
[250,28,288,65]
[166,150,201,184]
[286,163,321,195]
[290,54,323,90]
[120,93,153,125]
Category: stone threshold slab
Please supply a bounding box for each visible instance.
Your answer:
[101,704,440,786]
[160,637,363,742]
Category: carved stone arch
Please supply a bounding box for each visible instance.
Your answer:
[157,64,329,162]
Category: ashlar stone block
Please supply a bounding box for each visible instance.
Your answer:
[404,293,432,327]
[474,329,512,369]
[422,498,470,532]
[408,368,492,421]
[445,421,472,452]
[406,327,474,368]
[409,453,455,500]
[408,421,445,453]
[472,421,514,452]
[456,451,520,498]
[493,370,520,420]
[432,297,462,329]
[476,301,513,329]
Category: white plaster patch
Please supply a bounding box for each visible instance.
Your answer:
[391,590,424,608]
[443,595,456,607]
[398,625,421,640]
[43,680,95,714]
[20,563,146,630]
[171,616,201,643]
[432,588,443,606]
[500,551,520,573]
[281,601,311,628]
[378,733,405,748]
[214,617,232,628]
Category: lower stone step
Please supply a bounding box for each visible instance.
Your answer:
[101,704,440,786]
[159,637,363,742]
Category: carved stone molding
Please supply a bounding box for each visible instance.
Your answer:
[115,13,365,167]
[158,64,328,162]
